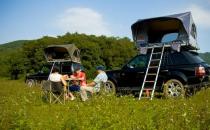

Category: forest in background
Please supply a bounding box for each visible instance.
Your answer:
[0,33,210,79]
[0,33,136,78]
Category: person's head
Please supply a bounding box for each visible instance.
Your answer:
[96,65,105,74]
[74,66,81,74]
[52,67,59,73]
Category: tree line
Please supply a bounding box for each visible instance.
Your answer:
[1,33,210,79]
[0,33,136,79]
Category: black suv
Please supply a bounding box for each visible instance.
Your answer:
[25,62,82,87]
[106,50,210,97]
[105,12,210,97]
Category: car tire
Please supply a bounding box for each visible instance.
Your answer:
[163,79,185,98]
[25,79,35,87]
[103,80,116,94]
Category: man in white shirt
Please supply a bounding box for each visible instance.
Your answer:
[80,66,108,101]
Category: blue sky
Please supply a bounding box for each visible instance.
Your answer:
[1,0,210,52]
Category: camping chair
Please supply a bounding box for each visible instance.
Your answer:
[41,80,67,104]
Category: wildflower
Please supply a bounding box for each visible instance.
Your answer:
[182,112,187,117]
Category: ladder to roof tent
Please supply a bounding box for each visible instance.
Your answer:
[139,45,165,100]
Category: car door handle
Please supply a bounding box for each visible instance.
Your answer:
[161,70,168,72]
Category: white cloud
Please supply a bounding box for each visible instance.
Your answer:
[186,4,210,28]
[56,7,112,36]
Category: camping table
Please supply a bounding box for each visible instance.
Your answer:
[66,78,81,91]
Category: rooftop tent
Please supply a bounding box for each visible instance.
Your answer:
[44,44,81,63]
[131,12,199,50]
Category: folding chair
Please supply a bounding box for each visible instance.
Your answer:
[41,80,67,104]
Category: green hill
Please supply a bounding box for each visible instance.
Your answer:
[0,40,29,52]
[0,40,31,77]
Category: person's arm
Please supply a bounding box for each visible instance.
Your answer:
[61,76,67,91]
[62,75,69,80]
[86,74,101,87]
[76,77,85,80]
[70,75,76,79]
[86,81,96,87]
[76,75,85,81]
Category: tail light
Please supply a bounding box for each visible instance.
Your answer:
[195,65,206,78]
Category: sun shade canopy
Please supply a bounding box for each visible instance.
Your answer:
[131,12,199,50]
[44,44,81,63]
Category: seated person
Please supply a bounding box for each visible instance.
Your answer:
[69,67,87,92]
[49,67,75,100]
[80,66,108,101]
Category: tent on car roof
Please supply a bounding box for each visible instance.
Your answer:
[44,44,81,63]
[131,12,198,50]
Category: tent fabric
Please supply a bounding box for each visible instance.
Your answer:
[44,44,81,63]
[131,12,199,50]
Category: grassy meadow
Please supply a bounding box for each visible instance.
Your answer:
[0,78,210,130]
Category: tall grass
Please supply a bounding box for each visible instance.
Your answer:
[0,78,210,129]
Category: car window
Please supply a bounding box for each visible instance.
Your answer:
[61,63,72,74]
[185,52,204,64]
[161,33,178,43]
[191,24,197,39]
[168,52,190,65]
[60,62,82,74]
[168,51,204,65]
[127,55,148,69]
[41,66,51,73]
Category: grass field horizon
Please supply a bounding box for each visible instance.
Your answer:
[0,78,210,129]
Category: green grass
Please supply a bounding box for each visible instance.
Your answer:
[0,79,210,130]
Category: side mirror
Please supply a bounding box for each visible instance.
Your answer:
[122,64,134,70]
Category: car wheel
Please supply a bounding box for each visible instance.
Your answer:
[103,80,116,94]
[26,79,35,87]
[163,79,185,98]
